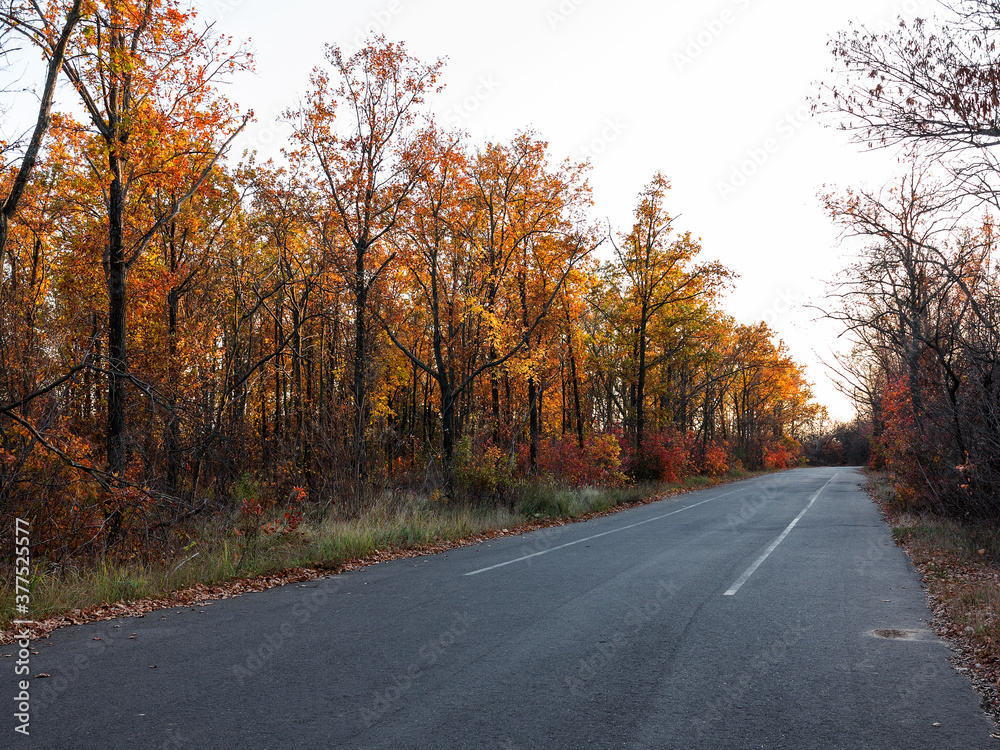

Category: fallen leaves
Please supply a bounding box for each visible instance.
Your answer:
[871,482,1000,728]
[0,478,727,646]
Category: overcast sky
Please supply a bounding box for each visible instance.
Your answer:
[84,1,945,421]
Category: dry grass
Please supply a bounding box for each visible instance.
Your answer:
[1,473,746,634]
[866,470,1000,719]
[0,499,522,629]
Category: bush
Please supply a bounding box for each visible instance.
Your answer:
[763,437,800,470]
[693,439,729,476]
[630,428,693,483]
[518,482,574,518]
[873,375,961,514]
[453,437,515,503]
[534,433,626,487]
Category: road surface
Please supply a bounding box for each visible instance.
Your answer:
[12,467,997,748]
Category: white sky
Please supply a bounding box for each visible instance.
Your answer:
[18,0,937,423]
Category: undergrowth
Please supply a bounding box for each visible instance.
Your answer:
[1,471,756,632]
[867,469,1000,712]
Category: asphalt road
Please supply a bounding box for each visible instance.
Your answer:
[10,467,998,749]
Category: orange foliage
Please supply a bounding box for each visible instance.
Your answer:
[0,31,826,568]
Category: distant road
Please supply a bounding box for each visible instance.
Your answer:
[18,468,997,748]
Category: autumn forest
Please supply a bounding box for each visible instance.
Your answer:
[9,0,1000,588]
[0,1,836,571]
[8,4,1000,742]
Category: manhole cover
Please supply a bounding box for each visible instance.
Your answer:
[873,628,909,639]
[870,628,927,640]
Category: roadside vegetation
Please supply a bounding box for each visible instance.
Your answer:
[0,2,824,637]
[867,470,1000,718]
[0,466,756,636]
[814,0,1000,522]
[811,1,1000,714]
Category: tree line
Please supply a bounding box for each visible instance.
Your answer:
[817,0,1000,520]
[0,1,823,564]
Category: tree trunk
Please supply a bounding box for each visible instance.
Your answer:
[106,169,127,478]
[352,242,370,511]
[636,311,648,452]
[103,161,128,550]
[490,346,501,444]
[528,376,538,472]
[440,379,456,496]
[567,332,584,450]
[166,287,181,490]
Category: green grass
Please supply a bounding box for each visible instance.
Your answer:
[0,470,755,633]
[516,476,712,519]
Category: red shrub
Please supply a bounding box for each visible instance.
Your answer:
[535,433,626,487]
[631,428,693,483]
[763,437,801,470]
[694,440,729,476]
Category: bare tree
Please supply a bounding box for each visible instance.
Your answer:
[817,0,1000,211]
[0,0,83,254]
